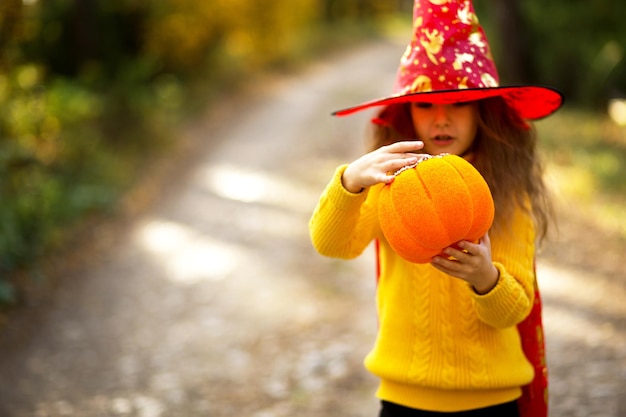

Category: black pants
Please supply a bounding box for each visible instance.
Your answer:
[379,400,520,417]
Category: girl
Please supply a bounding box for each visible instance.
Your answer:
[309,1,563,416]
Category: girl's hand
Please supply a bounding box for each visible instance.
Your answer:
[342,141,426,193]
[430,233,499,295]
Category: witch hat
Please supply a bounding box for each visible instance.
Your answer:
[333,0,563,120]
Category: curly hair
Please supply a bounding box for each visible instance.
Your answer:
[368,97,554,242]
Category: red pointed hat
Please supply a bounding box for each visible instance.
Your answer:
[333,0,563,120]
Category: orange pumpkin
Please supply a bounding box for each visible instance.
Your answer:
[378,154,494,263]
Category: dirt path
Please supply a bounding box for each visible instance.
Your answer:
[0,39,624,417]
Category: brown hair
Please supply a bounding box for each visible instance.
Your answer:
[369,97,554,242]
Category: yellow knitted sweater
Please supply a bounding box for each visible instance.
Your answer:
[309,165,536,412]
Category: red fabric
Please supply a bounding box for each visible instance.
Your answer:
[373,241,548,416]
[334,85,563,121]
[516,273,549,417]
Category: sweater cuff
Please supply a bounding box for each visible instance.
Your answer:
[470,262,532,328]
[325,164,369,210]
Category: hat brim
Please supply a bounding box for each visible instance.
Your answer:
[332,85,564,121]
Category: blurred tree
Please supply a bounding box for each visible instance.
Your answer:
[488,0,534,85]
[19,1,148,81]
[0,0,367,292]
[477,0,626,109]
[0,0,24,69]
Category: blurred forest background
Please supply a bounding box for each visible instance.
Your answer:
[0,0,625,304]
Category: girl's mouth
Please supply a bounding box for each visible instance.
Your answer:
[433,135,454,143]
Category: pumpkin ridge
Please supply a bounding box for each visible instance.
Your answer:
[417,171,432,201]
[416,166,451,247]
[422,158,469,245]
[445,157,475,236]
[412,163,449,249]
[379,185,436,262]
[444,156,495,241]
[392,167,444,247]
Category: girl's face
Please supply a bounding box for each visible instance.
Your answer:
[410,102,479,156]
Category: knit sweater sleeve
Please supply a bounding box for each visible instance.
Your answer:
[470,207,536,329]
[309,164,380,259]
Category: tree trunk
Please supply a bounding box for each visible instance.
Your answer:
[490,0,534,84]
[0,0,23,69]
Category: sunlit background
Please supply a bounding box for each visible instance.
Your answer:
[0,1,625,416]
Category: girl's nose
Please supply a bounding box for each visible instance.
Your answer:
[433,104,450,126]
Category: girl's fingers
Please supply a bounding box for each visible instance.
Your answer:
[380,174,397,184]
[380,159,414,178]
[385,154,433,176]
[383,140,424,153]
[347,141,427,190]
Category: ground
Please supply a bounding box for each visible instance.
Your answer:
[0,39,624,417]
